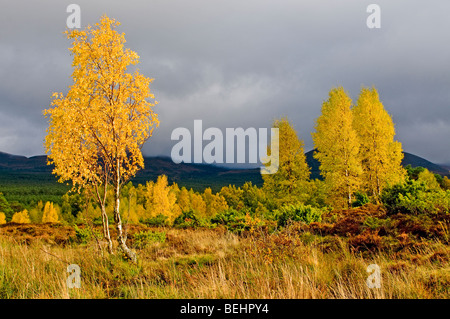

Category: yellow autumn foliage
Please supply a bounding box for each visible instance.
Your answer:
[145,175,181,222]
[42,201,59,223]
[353,87,406,199]
[312,87,362,208]
[11,210,31,224]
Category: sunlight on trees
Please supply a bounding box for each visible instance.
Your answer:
[353,87,406,200]
[312,87,362,208]
[11,210,31,224]
[42,201,60,223]
[44,15,158,261]
[262,118,310,207]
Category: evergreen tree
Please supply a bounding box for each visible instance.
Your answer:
[0,193,13,222]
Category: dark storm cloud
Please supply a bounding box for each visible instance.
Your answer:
[0,0,449,165]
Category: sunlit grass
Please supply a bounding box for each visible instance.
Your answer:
[0,225,448,299]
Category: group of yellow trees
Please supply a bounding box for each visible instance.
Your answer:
[37,15,409,260]
[0,201,59,225]
[263,86,406,209]
[120,175,229,224]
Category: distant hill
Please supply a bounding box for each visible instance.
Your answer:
[305,150,450,180]
[0,149,448,197]
[0,152,264,193]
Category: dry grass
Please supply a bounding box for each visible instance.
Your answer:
[0,223,448,299]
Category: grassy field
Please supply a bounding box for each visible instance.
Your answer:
[0,221,448,299]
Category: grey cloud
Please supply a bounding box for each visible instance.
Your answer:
[0,0,449,165]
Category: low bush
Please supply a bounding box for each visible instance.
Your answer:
[381,180,450,215]
[210,208,267,234]
[73,225,102,244]
[173,209,207,229]
[352,192,370,207]
[141,214,169,227]
[133,230,166,249]
[274,204,323,227]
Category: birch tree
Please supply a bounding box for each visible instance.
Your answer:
[44,15,159,262]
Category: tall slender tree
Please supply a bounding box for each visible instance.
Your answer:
[262,117,310,207]
[312,87,362,208]
[44,16,159,261]
[353,87,406,200]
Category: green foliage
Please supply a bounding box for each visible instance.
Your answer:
[133,230,166,249]
[210,208,265,234]
[417,169,441,191]
[211,208,245,225]
[92,215,114,226]
[173,209,207,228]
[274,204,323,227]
[141,214,169,227]
[363,216,391,231]
[381,179,450,215]
[0,192,13,221]
[352,192,370,207]
[219,185,244,210]
[405,164,425,180]
[73,225,102,244]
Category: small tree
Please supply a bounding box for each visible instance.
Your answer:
[42,202,59,223]
[44,16,159,261]
[11,210,31,224]
[0,213,6,225]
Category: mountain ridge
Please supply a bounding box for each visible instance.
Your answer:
[0,150,448,190]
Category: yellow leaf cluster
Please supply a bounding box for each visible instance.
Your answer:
[44,15,159,193]
[145,175,181,222]
[262,118,310,206]
[353,87,406,198]
[42,201,60,223]
[312,87,362,208]
[0,212,6,225]
[11,210,31,224]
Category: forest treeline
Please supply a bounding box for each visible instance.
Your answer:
[1,87,449,229]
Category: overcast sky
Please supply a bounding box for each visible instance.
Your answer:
[0,0,449,166]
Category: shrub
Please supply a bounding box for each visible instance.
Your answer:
[210,208,266,234]
[352,192,370,207]
[210,208,244,225]
[73,225,102,244]
[274,204,323,227]
[0,212,6,225]
[11,210,31,224]
[141,214,169,227]
[173,209,207,228]
[381,180,450,215]
[133,230,166,249]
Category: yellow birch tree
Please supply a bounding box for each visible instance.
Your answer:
[262,118,310,207]
[11,210,31,224]
[42,201,60,223]
[44,16,159,261]
[353,87,406,200]
[312,87,362,208]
